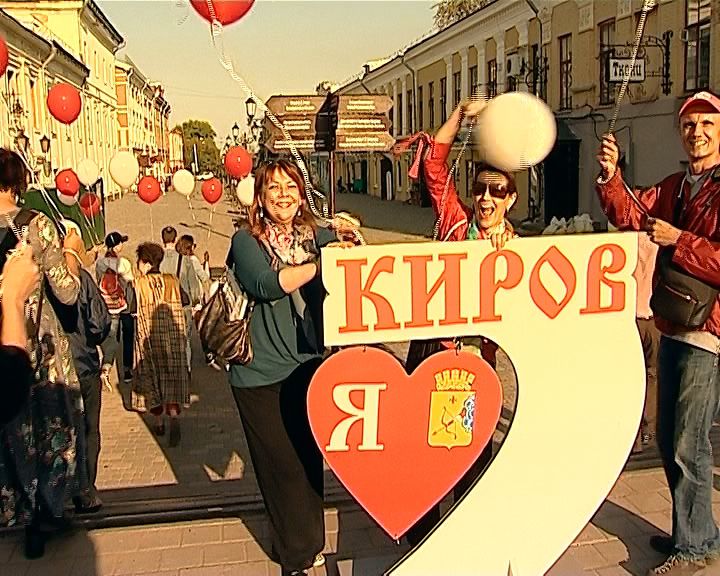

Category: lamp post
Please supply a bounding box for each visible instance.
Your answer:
[244,97,264,159]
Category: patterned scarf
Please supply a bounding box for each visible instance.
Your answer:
[262,219,321,352]
[263,220,318,265]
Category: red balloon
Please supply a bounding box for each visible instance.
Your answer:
[47,83,82,125]
[137,176,162,204]
[79,192,101,218]
[190,0,254,25]
[224,146,253,180]
[201,177,223,204]
[55,169,80,196]
[0,36,8,77]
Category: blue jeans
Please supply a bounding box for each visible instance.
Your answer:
[657,336,720,559]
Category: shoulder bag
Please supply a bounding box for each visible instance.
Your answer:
[195,257,253,369]
[650,177,720,329]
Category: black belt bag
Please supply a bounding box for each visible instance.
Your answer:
[650,248,718,329]
[649,175,720,329]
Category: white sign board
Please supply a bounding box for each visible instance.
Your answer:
[609,57,645,82]
[320,234,645,575]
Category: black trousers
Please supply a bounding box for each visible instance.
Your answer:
[79,374,102,494]
[231,359,324,572]
[120,313,135,374]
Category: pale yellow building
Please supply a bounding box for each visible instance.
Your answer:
[169,127,183,172]
[0,0,125,197]
[115,56,172,185]
[0,8,88,187]
[334,0,719,225]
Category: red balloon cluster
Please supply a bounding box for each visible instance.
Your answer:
[137,176,162,204]
[0,36,8,77]
[201,178,223,204]
[190,0,255,25]
[55,169,80,196]
[79,192,101,218]
[224,146,253,180]
[47,83,82,125]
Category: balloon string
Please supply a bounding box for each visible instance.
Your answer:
[207,205,215,242]
[609,0,656,133]
[150,205,155,242]
[188,197,196,222]
[201,0,366,246]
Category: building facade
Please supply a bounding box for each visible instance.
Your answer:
[0,0,125,197]
[334,0,719,225]
[0,8,88,188]
[115,56,172,185]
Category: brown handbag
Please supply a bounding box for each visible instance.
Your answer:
[195,268,253,369]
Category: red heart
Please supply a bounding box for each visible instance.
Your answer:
[308,347,502,540]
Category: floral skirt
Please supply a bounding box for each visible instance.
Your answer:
[0,379,78,527]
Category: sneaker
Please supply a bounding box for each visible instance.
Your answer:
[313,553,326,568]
[73,491,103,514]
[650,535,674,557]
[647,554,707,575]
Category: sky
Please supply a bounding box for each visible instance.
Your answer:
[97,0,436,143]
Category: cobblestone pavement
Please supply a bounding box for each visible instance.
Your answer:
[0,191,711,575]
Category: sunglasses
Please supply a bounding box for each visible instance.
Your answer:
[472,182,511,199]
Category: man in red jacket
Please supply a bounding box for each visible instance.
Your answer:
[597,91,720,576]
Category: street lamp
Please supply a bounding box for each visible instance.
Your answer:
[15,132,29,154]
[40,135,50,154]
[231,123,240,142]
[245,98,256,124]
[226,135,233,149]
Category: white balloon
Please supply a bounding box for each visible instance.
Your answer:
[173,169,195,197]
[473,92,557,172]
[109,151,139,190]
[236,176,255,207]
[76,158,100,187]
[57,190,78,206]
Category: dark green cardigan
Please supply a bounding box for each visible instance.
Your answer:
[228,226,336,388]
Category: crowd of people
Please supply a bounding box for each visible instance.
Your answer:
[0,88,719,576]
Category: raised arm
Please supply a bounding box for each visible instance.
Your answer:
[230,230,318,301]
[30,213,79,305]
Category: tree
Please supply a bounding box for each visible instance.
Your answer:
[433,0,491,28]
[174,120,222,175]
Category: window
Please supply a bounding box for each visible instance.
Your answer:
[559,34,573,110]
[397,92,403,133]
[417,86,423,131]
[406,89,413,133]
[684,0,711,91]
[428,81,435,129]
[487,59,497,98]
[440,77,447,123]
[599,20,615,105]
[469,65,478,96]
[453,71,461,106]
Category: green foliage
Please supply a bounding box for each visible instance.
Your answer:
[433,0,490,28]
[174,120,222,175]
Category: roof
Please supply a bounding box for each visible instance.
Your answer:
[83,0,124,48]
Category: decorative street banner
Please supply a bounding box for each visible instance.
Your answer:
[313,233,645,575]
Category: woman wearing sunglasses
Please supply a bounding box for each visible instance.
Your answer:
[405,98,518,545]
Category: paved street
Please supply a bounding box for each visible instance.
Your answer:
[0,189,711,575]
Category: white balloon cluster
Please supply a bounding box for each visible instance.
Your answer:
[235,176,255,207]
[109,151,140,190]
[172,169,195,197]
[473,92,557,172]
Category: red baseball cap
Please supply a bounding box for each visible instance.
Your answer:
[679,91,720,117]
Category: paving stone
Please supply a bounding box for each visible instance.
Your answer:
[181,525,223,546]
[203,542,247,565]
[112,550,163,574]
[159,546,205,571]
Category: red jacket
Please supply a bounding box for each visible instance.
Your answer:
[422,138,474,241]
[596,165,720,337]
